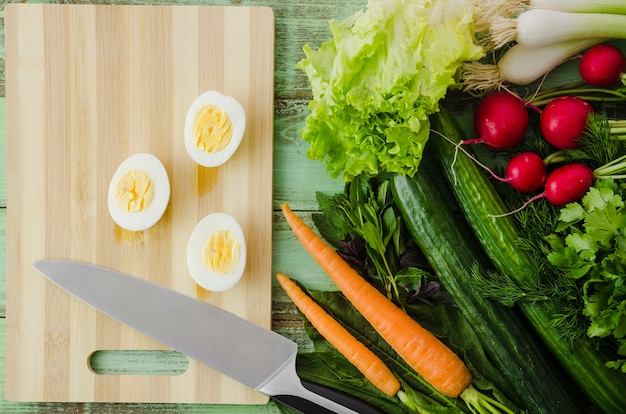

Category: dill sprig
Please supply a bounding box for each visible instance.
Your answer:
[469,264,549,308]
[579,112,622,164]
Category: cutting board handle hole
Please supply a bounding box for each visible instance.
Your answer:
[89,350,189,376]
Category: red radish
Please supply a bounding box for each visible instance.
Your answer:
[540,96,594,149]
[493,163,595,217]
[464,91,529,150]
[543,163,594,206]
[515,163,593,207]
[504,152,547,193]
[579,44,626,87]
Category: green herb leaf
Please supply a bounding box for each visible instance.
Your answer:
[547,247,594,279]
[382,207,398,247]
[361,221,384,253]
[314,176,430,305]
[564,233,598,260]
[547,181,626,369]
[558,203,585,226]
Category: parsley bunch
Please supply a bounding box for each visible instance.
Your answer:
[546,179,626,373]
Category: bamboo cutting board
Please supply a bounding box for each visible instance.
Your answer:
[5,4,275,404]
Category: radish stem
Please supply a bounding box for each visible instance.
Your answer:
[529,87,626,106]
[594,154,626,177]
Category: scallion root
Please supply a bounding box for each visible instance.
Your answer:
[475,0,525,35]
[461,61,505,94]
[489,15,518,50]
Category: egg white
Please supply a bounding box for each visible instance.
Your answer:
[184,90,246,167]
[107,153,171,232]
[187,212,247,292]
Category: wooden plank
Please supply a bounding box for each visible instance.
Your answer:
[0,0,366,100]
[0,99,5,207]
[0,319,287,412]
[5,4,274,404]
[0,209,5,316]
[273,100,344,210]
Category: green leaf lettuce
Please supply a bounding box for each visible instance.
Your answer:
[296,0,484,181]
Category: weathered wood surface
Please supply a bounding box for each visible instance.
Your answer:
[0,0,598,411]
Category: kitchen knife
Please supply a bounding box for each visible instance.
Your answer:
[34,259,386,414]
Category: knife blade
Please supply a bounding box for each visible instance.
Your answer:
[33,259,385,414]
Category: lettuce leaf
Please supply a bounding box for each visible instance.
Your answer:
[296,0,484,181]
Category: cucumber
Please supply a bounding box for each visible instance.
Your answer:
[392,170,585,414]
[427,105,626,414]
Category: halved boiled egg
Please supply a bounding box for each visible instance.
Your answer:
[184,90,246,167]
[187,212,247,292]
[107,153,171,232]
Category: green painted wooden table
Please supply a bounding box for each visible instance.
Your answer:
[0,0,598,411]
[0,0,365,412]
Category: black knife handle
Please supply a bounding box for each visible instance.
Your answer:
[273,380,386,414]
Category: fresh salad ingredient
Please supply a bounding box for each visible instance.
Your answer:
[392,171,581,414]
[281,203,473,398]
[107,153,171,232]
[294,354,418,414]
[295,0,484,181]
[184,90,246,167]
[489,9,626,50]
[312,176,430,305]
[543,163,595,206]
[306,181,532,412]
[579,44,626,87]
[497,155,626,213]
[477,0,626,22]
[504,152,547,193]
[428,105,626,413]
[443,144,547,194]
[540,96,595,149]
[525,83,626,107]
[502,110,626,210]
[545,181,626,373]
[301,287,528,414]
[463,91,529,150]
[607,119,626,140]
[276,272,402,397]
[186,212,246,292]
[462,39,603,92]
[523,0,626,14]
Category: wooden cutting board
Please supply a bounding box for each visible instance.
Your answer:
[5,4,275,404]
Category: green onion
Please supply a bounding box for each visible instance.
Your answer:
[462,38,603,92]
[477,0,626,27]
[490,9,626,49]
[529,0,626,15]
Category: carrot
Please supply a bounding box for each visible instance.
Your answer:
[281,203,472,398]
[276,272,401,397]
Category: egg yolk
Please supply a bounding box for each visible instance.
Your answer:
[202,230,240,274]
[193,105,233,154]
[115,170,155,212]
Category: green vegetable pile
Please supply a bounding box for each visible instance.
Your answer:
[296,0,483,181]
[294,259,522,414]
[475,104,626,376]
[546,180,626,373]
[289,0,626,413]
